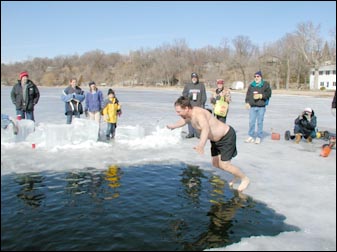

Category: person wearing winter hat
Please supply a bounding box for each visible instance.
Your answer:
[10,71,40,121]
[293,107,317,143]
[61,78,85,124]
[85,81,104,125]
[182,72,207,138]
[244,70,272,144]
[210,79,232,123]
[102,89,122,140]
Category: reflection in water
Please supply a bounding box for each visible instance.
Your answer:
[2,163,300,251]
[104,165,122,200]
[187,175,248,250]
[64,166,123,203]
[180,164,207,206]
[15,173,45,208]
[64,167,103,196]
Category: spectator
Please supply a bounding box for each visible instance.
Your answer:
[244,71,272,144]
[10,71,40,121]
[293,107,317,143]
[85,81,104,123]
[61,78,85,124]
[210,79,231,123]
[102,89,122,140]
[182,72,207,138]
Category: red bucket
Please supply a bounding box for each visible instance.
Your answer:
[271,132,280,140]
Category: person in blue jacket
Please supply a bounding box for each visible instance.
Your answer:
[61,78,85,124]
[84,81,104,123]
[1,113,18,135]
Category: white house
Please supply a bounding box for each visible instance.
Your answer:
[231,81,244,90]
[309,64,336,90]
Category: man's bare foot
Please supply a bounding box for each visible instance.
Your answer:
[237,176,250,192]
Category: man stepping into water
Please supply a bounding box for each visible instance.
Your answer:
[167,96,250,192]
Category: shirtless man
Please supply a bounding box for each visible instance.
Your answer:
[167,96,250,192]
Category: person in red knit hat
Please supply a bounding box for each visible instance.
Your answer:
[10,71,40,121]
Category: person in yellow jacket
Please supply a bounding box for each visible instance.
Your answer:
[102,89,122,140]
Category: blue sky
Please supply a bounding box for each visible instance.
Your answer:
[1,1,336,64]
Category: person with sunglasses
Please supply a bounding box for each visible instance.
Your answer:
[244,71,272,144]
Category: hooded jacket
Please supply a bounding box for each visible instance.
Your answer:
[182,80,207,108]
[61,86,85,115]
[11,80,40,111]
[294,109,317,136]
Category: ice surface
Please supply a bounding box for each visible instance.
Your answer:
[1,86,336,251]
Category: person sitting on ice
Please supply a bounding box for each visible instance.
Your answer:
[293,107,317,143]
[1,113,18,135]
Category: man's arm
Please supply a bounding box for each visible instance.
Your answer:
[167,118,187,130]
[193,113,210,154]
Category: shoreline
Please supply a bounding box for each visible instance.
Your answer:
[2,85,335,98]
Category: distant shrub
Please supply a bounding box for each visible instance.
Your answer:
[320,86,326,91]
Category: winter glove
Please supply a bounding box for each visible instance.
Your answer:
[117,110,122,117]
[245,103,251,110]
[253,93,263,100]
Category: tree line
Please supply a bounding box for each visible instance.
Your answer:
[1,21,335,90]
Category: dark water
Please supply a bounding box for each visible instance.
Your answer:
[1,163,299,251]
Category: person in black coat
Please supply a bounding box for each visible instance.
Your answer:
[10,71,40,121]
[294,107,317,143]
[182,72,207,138]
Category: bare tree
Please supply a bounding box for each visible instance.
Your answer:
[293,22,323,89]
[231,36,257,88]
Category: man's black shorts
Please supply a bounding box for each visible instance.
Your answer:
[210,126,237,161]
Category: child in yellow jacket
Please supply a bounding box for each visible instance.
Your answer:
[102,89,121,140]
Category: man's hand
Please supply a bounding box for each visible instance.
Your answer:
[245,103,250,110]
[253,94,263,100]
[193,145,204,155]
[166,124,175,130]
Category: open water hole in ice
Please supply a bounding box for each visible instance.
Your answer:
[1,162,299,251]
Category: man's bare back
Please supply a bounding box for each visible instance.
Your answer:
[190,107,230,142]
